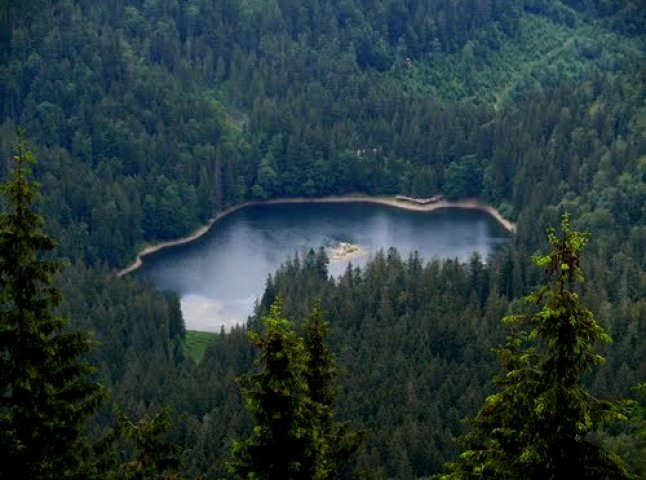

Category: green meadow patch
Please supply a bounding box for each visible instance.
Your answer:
[185,330,219,363]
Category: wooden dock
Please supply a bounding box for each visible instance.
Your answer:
[395,194,445,205]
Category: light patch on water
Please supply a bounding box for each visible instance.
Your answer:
[137,203,511,332]
[181,293,253,332]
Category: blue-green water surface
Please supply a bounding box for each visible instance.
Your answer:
[137,202,510,331]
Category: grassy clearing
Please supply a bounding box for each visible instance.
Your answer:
[185,330,219,363]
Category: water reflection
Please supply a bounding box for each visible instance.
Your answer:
[136,202,509,331]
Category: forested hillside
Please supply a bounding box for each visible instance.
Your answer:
[1,0,642,263]
[0,0,644,478]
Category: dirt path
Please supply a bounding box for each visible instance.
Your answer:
[116,195,515,277]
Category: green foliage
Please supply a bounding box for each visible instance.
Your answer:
[230,299,363,479]
[442,214,635,479]
[0,132,104,479]
[444,155,483,199]
[396,13,642,106]
[0,133,184,479]
[229,299,319,479]
[57,264,187,419]
[0,2,643,478]
[185,330,219,364]
[94,407,182,480]
[603,383,646,477]
[245,250,511,477]
[0,0,641,270]
[302,301,366,478]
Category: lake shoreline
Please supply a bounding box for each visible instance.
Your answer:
[116,194,515,277]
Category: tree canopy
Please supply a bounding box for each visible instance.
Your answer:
[0,132,104,479]
[230,299,363,479]
[0,0,642,477]
[442,214,634,479]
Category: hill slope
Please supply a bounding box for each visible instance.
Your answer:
[0,0,643,477]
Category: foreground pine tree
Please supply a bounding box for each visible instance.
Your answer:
[0,133,104,479]
[303,301,365,478]
[442,214,634,479]
[229,300,316,479]
[229,299,363,479]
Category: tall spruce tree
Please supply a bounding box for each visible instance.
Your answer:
[230,299,362,479]
[303,301,365,479]
[0,132,104,479]
[442,214,634,479]
[229,299,319,479]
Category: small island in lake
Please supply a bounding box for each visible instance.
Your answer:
[328,241,365,260]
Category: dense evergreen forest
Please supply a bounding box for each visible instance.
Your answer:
[0,0,644,478]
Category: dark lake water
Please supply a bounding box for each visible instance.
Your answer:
[136,202,510,331]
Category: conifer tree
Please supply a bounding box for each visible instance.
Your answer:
[303,301,365,479]
[442,214,634,479]
[230,299,363,479]
[229,299,318,479]
[95,407,182,480]
[0,132,104,479]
